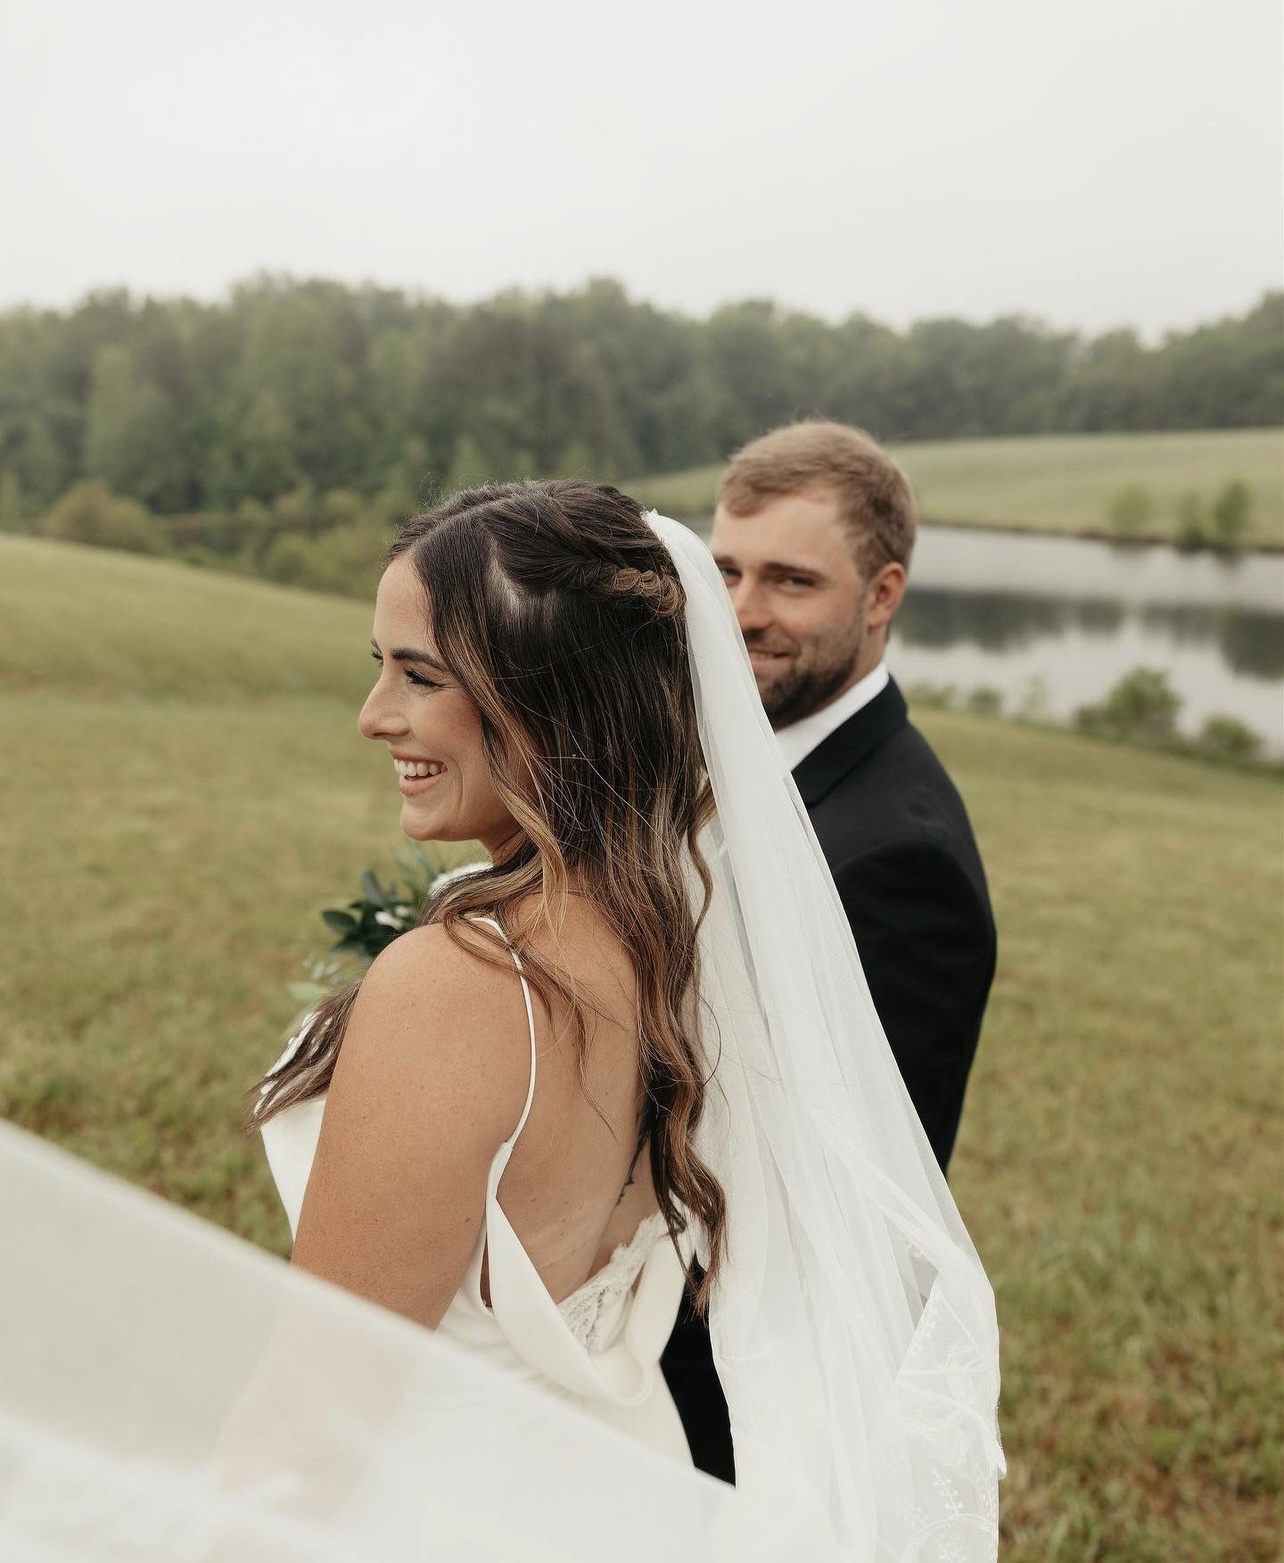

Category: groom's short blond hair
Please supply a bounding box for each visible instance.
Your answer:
[717,420,917,576]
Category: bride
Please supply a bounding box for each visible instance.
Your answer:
[255,480,725,1459]
[0,480,1002,1561]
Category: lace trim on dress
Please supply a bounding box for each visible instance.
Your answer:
[556,1212,670,1354]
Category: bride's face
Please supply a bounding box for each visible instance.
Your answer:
[358,556,518,856]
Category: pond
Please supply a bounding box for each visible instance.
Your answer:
[889,527,1284,754]
[694,518,1284,756]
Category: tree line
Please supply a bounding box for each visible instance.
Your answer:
[1,277,1279,528]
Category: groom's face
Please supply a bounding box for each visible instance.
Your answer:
[711,487,896,730]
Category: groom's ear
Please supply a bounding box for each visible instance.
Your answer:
[865,563,907,629]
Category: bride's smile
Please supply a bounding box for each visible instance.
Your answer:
[392,755,447,794]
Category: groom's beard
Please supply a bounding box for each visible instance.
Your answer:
[746,616,867,730]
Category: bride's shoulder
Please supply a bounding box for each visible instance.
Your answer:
[358,921,529,1027]
[331,923,534,1127]
[364,919,517,991]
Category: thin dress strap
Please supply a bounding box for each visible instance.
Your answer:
[472,916,537,1145]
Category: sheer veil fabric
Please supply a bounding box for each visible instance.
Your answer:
[0,514,1000,1562]
[648,512,1003,1560]
[0,1121,768,1563]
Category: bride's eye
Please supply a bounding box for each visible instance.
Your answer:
[406,669,442,690]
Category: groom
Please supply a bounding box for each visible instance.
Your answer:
[661,419,996,1481]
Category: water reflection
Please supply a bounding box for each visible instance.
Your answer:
[1211,611,1284,680]
[899,590,1284,680]
[899,590,1124,650]
[888,525,1284,754]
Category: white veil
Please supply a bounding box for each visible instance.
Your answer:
[0,514,1000,1562]
[0,1121,784,1563]
[648,513,1003,1560]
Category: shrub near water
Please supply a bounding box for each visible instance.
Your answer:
[1075,668,1270,763]
[1174,490,1209,552]
[1198,714,1263,762]
[1076,668,1180,742]
[1210,479,1253,551]
[1173,478,1255,555]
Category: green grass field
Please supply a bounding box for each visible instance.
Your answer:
[2,535,1280,1560]
[630,427,1284,547]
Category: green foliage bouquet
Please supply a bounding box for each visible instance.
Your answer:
[289,846,486,1007]
[321,861,426,965]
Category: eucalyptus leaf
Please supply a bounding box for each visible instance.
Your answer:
[312,846,475,969]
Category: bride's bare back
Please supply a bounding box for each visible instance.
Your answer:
[291,898,657,1329]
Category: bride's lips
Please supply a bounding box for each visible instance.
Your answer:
[392,754,447,797]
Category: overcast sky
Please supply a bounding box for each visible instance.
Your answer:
[3,0,1280,335]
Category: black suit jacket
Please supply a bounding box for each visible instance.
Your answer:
[660,676,996,1481]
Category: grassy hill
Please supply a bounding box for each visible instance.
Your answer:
[2,535,1280,1560]
[630,427,1284,547]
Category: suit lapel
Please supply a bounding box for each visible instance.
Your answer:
[791,679,909,806]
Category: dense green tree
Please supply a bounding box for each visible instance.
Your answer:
[0,310,82,509]
[1153,294,1284,429]
[84,345,187,510]
[705,301,796,445]
[824,314,902,436]
[236,390,301,502]
[0,280,1277,535]
[1061,330,1152,430]
[972,318,1074,433]
[444,433,492,493]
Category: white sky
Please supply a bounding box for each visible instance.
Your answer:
[3,0,1281,335]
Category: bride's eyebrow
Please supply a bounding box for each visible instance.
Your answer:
[392,646,450,672]
[369,637,448,672]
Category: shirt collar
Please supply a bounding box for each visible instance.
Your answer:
[774,661,890,772]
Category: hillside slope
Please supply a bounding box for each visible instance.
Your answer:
[1,533,375,701]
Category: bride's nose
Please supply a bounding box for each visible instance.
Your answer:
[358,681,407,741]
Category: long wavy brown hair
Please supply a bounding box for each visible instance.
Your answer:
[253,480,725,1302]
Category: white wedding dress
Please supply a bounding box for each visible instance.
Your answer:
[260,919,694,1463]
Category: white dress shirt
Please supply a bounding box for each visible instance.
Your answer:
[774,661,890,773]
